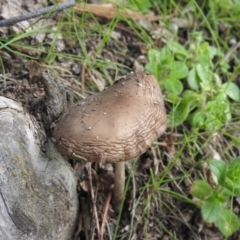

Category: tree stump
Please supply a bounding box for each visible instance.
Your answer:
[0,96,78,240]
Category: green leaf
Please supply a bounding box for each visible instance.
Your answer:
[166,40,188,58]
[188,68,200,90]
[182,90,200,100]
[191,180,213,200]
[213,73,222,86]
[224,177,238,196]
[216,209,240,237]
[197,42,213,68]
[164,77,183,95]
[227,158,240,195]
[146,48,173,79]
[221,188,234,197]
[228,158,240,174]
[182,90,202,109]
[167,101,191,127]
[147,49,160,63]
[145,62,158,78]
[160,48,173,64]
[219,59,229,73]
[204,100,231,131]
[147,48,172,65]
[167,61,189,79]
[214,93,231,122]
[189,110,206,129]
[222,82,240,101]
[165,93,182,104]
[215,92,228,101]
[146,49,161,78]
[204,113,223,131]
[216,193,227,203]
[129,0,152,12]
[196,64,212,91]
[209,46,222,59]
[201,198,223,222]
[209,160,227,185]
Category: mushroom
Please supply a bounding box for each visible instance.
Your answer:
[52,71,167,211]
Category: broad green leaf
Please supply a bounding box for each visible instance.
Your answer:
[222,82,240,101]
[167,101,191,127]
[209,46,222,59]
[129,0,152,12]
[167,61,189,79]
[166,40,188,58]
[146,49,161,78]
[196,64,212,91]
[206,100,229,113]
[182,89,200,100]
[216,209,240,237]
[228,158,240,173]
[214,94,232,123]
[224,177,237,195]
[146,48,173,78]
[191,180,213,200]
[190,110,206,129]
[215,92,228,101]
[213,73,222,86]
[204,100,231,131]
[164,77,183,95]
[227,158,240,195]
[165,93,182,104]
[182,90,202,109]
[215,0,234,9]
[147,47,172,64]
[224,102,232,121]
[145,62,158,77]
[204,113,223,132]
[201,198,223,222]
[219,59,229,73]
[158,47,173,64]
[216,193,227,203]
[188,68,200,90]
[147,49,161,65]
[221,188,234,197]
[209,160,227,185]
[197,42,212,68]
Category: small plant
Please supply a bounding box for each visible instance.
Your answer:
[128,0,152,12]
[145,32,240,131]
[191,158,240,238]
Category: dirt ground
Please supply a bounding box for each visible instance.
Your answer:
[1,1,240,240]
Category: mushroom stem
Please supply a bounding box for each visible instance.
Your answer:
[113,161,125,212]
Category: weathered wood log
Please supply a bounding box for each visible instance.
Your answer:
[0,96,78,240]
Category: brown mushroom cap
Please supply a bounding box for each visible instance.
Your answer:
[52,72,167,163]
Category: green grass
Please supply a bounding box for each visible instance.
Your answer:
[1,0,240,239]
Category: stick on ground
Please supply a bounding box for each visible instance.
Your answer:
[0,0,76,28]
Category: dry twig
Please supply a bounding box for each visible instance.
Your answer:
[99,185,114,240]
[0,0,76,27]
[88,163,100,239]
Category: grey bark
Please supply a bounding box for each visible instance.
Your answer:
[0,96,78,240]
